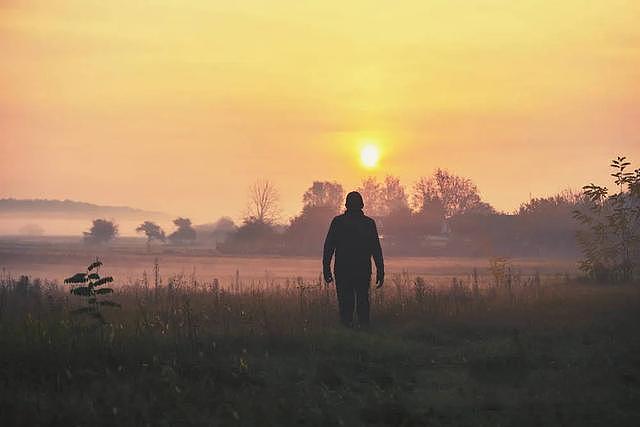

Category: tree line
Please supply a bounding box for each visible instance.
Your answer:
[81,157,639,281]
[82,169,583,257]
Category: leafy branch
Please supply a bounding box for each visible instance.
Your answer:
[64,258,120,323]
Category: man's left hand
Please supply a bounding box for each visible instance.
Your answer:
[324,270,334,284]
[375,271,385,289]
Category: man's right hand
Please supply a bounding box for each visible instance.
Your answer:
[324,270,333,284]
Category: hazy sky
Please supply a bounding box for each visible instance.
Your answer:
[1,0,639,223]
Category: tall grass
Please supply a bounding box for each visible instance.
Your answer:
[0,264,569,339]
[1,265,639,426]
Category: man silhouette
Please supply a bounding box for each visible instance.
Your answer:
[323,191,384,327]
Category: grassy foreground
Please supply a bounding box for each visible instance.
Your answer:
[1,271,639,426]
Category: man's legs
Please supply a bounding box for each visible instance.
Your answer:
[354,277,371,327]
[335,278,355,327]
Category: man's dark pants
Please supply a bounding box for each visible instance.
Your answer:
[335,273,371,327]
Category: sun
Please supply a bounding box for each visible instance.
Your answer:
[360,144,380,168]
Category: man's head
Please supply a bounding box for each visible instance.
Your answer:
[345,191,364,211]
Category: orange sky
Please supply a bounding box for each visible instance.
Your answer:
[1,0,639,223]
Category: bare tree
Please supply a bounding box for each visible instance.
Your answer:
[246,179,280,224]
[412,169,484,218]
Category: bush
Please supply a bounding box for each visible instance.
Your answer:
[574,156,640,282]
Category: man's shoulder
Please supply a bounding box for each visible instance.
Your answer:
[334,212,375,220]
[362,215,377,225]
[328,214,341,225]
[331,213,347,223]
[332,212,376,226]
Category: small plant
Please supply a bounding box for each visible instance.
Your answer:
[64,258,120,322]
[413,277,427,303]
[489,257,511,287]
[472,268,480,297]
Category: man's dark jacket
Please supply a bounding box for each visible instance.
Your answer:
[323,209,384,279]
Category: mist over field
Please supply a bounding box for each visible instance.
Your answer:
[0,199,171,236]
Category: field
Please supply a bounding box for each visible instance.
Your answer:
[1,240,639,426]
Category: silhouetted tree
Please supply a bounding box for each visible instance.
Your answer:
[303,181,344,213]
[518,189,581,216]
[168,217,197,245]
[194,217,237,245]
[412,169,484,218]
[357,177,384,217]
[219,217,280,254]
[381,175,409,215]
[516,190,581,253]
[447,212,517,256]
[211,217,236,240]
[83,219,118,245]
[281,181,345,254]
[136,221,166,251]
[374,176,415,252]
[284,204,337,255]
[413,197,447,234]
[246,179,280,224]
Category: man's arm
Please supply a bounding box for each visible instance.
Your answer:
[371,220,384,287]
[322,218,337,283]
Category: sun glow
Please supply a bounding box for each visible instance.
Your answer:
[360,144,381,169]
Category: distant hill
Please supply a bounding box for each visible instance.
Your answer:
[0,198,170,220]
